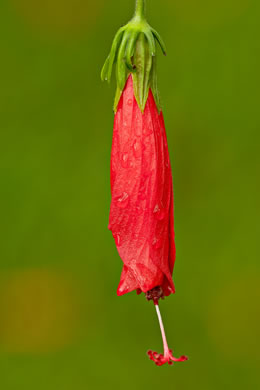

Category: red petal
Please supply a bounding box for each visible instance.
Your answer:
[109,76,176,296]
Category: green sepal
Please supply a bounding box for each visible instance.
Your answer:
[132,34,152,112]
[101,55,110,81]
[125,31,139,71]
[101,26,125,83]
[151,27,167,56]
[101,11,166,114]
[150,57,161,112]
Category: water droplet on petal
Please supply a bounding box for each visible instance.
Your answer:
[135,122,142,137]
[113,233,122,247]
[127,99,133,106]
[121,153,129,168]
[139,184,147,200]
[152,237,163,249]
[115,192,129,208]
[121,153,133,169]
[139,176,149,200]
[165,155,170,168]
[135,206,143,215]
[133,139,142,159]
[153,204,166,221]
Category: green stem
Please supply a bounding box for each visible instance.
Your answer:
[135,0,146,20]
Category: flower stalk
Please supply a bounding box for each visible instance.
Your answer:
[135,0,146,20]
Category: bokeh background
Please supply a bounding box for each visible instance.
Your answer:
[0,0,259,388]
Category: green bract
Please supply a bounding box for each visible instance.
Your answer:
[101,6,166,113]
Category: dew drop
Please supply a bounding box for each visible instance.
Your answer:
[135,206,143,215]
[138,176,149,200]
[127,99,133,106]
[121,153,133,168]
[153,204,166,220]
[154,204,159,213]
[133,139,142,159]
[135,124,142,137]
[121,153,129,168]
[115,192,129,208]
[152,237,163,249]
[142,158,151,174]
[113,233,122,247]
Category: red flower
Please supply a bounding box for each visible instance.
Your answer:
[102,0,188,366]
[108,76,188,366]
[109,75,175,298]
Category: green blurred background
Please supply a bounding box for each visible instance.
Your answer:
[0,0,259,388]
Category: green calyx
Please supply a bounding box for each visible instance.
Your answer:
[101,0,166,113]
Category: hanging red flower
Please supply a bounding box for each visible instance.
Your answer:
[101,0,188,366]
[109,75,176,299]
